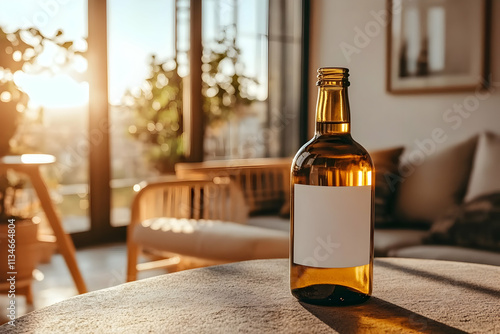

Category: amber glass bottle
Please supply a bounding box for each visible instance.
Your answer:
[290,67,374,306]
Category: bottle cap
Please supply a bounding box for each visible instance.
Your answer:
[317,67,350,87]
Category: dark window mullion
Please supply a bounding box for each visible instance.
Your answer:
[299,0,310,145]
[87,0,112,242]
[187,0,203,162]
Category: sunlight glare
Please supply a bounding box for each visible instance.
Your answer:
[32,269,45,282]
[13,72,89,108]
[21,154,56,164]
[12,50,22,62]
[357,171,363,186]
[73,55,88,73]
[0,91,12,102]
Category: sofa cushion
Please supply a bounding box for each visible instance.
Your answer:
[388,245,500,266]
[374,229,429,257]
[425,192,500,251]
[133,217,289,262]
[247,215,289,232]
[464,132,500,202]
[370,147,404,227]
[394,135,477,226]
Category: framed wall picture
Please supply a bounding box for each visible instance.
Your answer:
[386,0,491,93]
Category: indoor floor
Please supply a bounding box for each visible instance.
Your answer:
[0,243,166,325]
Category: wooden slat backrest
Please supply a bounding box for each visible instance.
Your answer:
[175,158,292,214]
[130,176,248,227]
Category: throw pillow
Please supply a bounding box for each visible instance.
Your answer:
[370,146,404,227]
[464,132,500,202]
[425,192,500,251]
[393,135,478,226]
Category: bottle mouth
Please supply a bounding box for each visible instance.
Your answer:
[316,67,350,87]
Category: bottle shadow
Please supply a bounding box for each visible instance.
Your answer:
[300,297,467,334]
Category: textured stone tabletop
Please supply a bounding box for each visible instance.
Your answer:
[2,258,499,333]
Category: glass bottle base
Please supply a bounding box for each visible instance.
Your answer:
[292,284,371,306]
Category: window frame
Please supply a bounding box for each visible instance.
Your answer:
[72,0,309,247]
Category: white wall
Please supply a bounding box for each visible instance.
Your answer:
[309,0,500,153]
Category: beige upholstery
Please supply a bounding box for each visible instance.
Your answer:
[374,229,429,257]
[394,136,477,224]
[127,176,247,281]
[133,217,288,262]
[388,245,500,266]
[126,175,289,282]
[247,215,290,232]
[464,132,500,201]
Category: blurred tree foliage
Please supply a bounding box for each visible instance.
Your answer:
[0,27,84,155]
[202,28,257,126]
[126,28,258,173]
[124,56,185,174]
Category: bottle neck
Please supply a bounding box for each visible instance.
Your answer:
[315,85,351,135]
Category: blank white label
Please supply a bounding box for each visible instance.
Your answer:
[293,184,371,268]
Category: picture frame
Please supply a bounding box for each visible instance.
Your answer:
[386,0,491,94]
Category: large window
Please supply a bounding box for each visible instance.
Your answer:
[0,0,90,234]
[108,0,306,228]
[202,0,270,159]
[1,0,307,243]
[107,0,178,226]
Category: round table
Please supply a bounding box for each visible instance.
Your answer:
[1,258,499,333]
